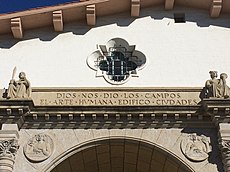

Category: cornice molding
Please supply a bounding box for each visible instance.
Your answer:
[0,87,213,129]
[0,88,229,129]
[0,0,229,38]
[202,98,230,125]
[0,0,108,20]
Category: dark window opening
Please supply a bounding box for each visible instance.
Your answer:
[99,50,137,82]
[174,13,185,23]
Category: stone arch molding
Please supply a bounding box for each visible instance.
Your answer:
[42,137,195,172]
[87,38,147,85]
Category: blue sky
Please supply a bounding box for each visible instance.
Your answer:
[0,0,80,14]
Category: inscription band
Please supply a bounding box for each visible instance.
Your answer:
[32,91,200,106]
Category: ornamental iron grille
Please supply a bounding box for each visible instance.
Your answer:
[87,38,146,85]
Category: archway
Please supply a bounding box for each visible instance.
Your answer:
[47,137,194,172]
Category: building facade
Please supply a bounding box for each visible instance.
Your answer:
[0,0,230,171]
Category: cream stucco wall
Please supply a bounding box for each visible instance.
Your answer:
[0,6,228,172]
[0,7,230,88]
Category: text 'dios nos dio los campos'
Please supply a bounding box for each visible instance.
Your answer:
[35,91,200,106]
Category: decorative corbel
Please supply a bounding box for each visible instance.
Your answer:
[210,0,222,18]
[10,18,23,39]
[86,4,96,26]
[53,10,64,32]
[165,0,174,10]
[131,0,140,17]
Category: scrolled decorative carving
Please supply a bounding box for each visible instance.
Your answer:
[7,67,31,99]
[23,134,54,162]
[219,139,230,155]
[218,139,230,172]
[205,71,230,98]
[181,133,212,162]
[0,139,19,159]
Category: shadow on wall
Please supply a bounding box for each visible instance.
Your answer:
[142,6,230,28]
[0,20,92,49]
[181,128,224,172]
[0,6,230,49]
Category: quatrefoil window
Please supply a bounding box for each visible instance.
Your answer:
[87,38,146,85]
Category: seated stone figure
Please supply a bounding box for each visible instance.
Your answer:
[205,71,230,98]
[7,72,31,99]
[205,71,220,97]
[219,73,230,98]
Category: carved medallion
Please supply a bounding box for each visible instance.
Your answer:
[181,133,212,162]
[24,134,54,162]
[87,38,146,85]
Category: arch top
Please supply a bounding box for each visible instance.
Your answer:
[43,137,195,172]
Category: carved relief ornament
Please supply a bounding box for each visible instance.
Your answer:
[181,133,212,162]
[24,134,54,162]
[0,139,19,159]
[220,139,230,151]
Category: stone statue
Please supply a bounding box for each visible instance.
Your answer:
[205,71,221,98]
[181,133,212,162]
[7,70,31,99]
[205,71,230,98]
[219,73,230,98]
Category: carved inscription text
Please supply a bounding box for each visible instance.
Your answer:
[33,91,200,106]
